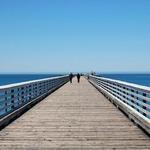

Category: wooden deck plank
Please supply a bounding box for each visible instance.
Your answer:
[0,77,149,149]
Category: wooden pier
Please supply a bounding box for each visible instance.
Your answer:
[0,77,149,149]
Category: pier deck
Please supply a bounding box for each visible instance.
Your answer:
[0,77,149,149]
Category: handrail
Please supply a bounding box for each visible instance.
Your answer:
[0,75,69,118]
[88,75,150,134]
[0,75,68,90]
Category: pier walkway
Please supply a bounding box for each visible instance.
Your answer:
[0,77,149,149]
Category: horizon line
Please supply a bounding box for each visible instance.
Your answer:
[0,71,150,74]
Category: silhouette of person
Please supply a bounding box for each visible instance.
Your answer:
[69,73,73,83]
[77,73,80,83]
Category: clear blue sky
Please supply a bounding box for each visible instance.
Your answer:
[0,0,150,73]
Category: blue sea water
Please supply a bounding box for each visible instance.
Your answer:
[0,74,63,86]
[0,74,150,87]
[97,74,150,87]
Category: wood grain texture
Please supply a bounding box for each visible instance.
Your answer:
[0,77,149,150]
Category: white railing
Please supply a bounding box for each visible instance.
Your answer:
[0,75,69,118]
[88,75,150,134]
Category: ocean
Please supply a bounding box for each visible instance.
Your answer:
[0,74,63,86]
[0,74,150,87]
[97,74,150,87]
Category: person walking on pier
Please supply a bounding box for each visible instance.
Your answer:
[69,73,73,83]
[77,73,80,83]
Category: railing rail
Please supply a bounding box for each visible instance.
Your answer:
[0,75,69,119]
[88,75,150,134]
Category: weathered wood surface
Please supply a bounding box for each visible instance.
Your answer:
[0,77,149,149]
